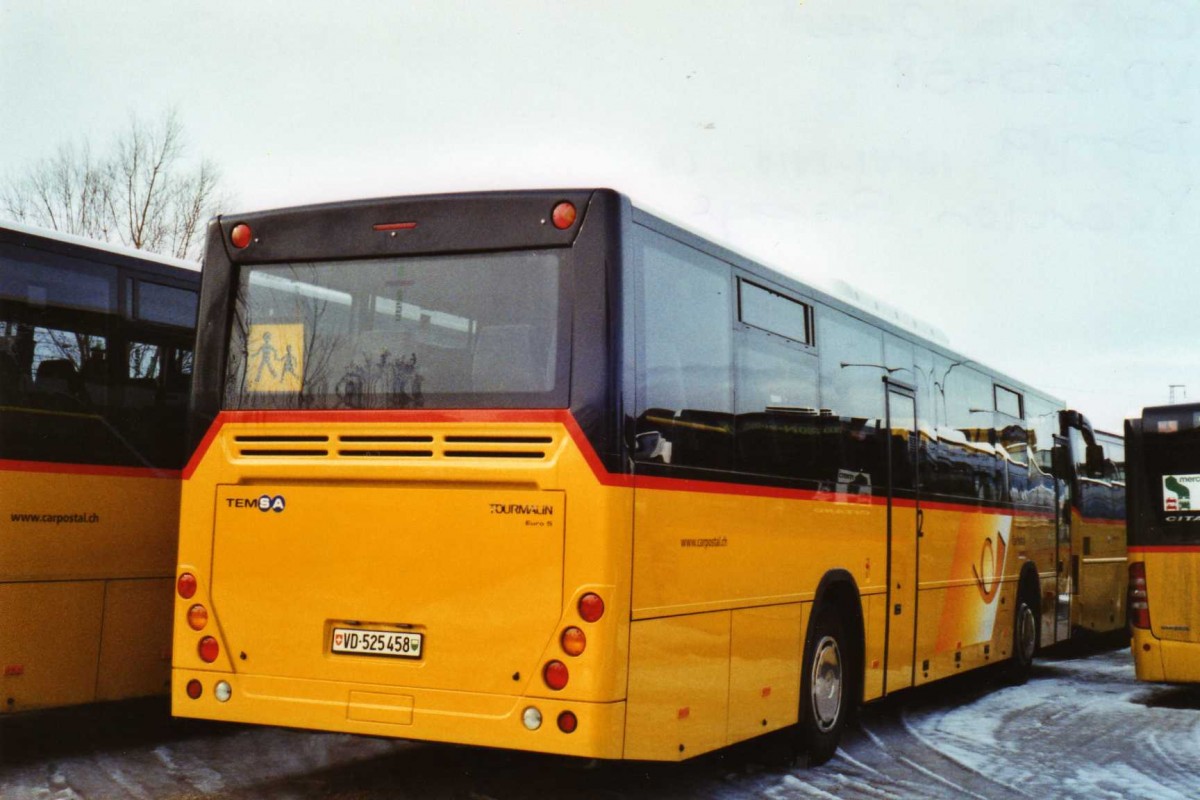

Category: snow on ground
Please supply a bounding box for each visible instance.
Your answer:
[1,645,1197,799]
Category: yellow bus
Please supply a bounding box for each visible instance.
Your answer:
[1,221,198,712]
[1126,403,1200,683]
[173,190,1124,763]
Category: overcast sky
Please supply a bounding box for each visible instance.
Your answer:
[2,1,1197,432]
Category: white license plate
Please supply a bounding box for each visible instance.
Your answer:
[332,627,423,659]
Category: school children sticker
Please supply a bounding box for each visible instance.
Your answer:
[244,323,304,392]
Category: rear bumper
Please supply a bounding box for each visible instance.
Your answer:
[1130,630,1200,683]
[172,669,626,758]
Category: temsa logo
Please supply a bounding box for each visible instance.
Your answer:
[225,495,287,513]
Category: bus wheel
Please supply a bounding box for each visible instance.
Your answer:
[799,607,848,766]
[1006,587,1039,685]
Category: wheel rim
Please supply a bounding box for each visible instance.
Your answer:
[810,634,843,732]
[1016,602,1037,663]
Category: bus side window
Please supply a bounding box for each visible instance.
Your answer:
[633,227,734,472]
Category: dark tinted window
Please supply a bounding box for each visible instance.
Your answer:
[138,281,198,327]
[739,280,811,344]
[816,309,884,420]
[633,227,733,471]
[0,240,195,468]
[995,384,1023,419]
[0,244,117,313]
[225,252,567,410]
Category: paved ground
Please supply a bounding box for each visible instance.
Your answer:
[2,643,1197,799]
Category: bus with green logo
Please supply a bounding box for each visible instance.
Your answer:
[1126,403,1200,683]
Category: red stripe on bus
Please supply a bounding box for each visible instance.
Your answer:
[182,410,1061,522]
[0,458,180,479]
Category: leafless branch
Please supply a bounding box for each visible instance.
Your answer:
[3,109,224,259]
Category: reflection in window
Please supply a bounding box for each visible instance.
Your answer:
[816,309,884,421]
[634,227,733,470]
[225,251,564,410]
[0,245,117,313]
[138,281,198,327]
[995,384,1024,419]
[739,280,811,344]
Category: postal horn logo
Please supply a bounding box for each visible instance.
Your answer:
[972,531,1007,603]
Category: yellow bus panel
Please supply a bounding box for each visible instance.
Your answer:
[624,611,732,761]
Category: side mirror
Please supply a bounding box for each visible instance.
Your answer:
[1086,443,1105,477]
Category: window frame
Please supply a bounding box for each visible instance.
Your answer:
[736,277,814,348]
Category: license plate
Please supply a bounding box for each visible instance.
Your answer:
[332,627,423,659]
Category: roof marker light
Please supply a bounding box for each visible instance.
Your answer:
[230,224,252,249]
[551,202,576,230]
[373,222,418,232]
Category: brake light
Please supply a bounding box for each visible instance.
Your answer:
[186,679,203,699]
[230,223,252,249]
[557,710,578,733]
[578,593,605,623]
[1129,562,1150,629]
[543,660,569,690]
[551,202,576,230]
[198,636,220,663]
[177,572,197,599]
[187,604,209,631]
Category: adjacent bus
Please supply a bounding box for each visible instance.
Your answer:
[173,190,1124,763]
[1,222,199,712]
[1126,403,1200,683]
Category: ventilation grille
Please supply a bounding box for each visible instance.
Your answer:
[232,432,556,461]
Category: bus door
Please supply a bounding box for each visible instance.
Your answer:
[884,381,920,693]
[1052,435,1073,644]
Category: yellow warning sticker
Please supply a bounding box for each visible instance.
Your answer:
[244,324,304,392]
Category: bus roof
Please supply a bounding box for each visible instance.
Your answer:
[0,218,200,272]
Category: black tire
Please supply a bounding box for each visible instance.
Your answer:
[798,607,850,766]
[1005,584,1039,685]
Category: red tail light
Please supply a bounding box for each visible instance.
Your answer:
[557,711,578,733]
[186,679,203,699]
[177,572,197,599]
[1129,562,1150,629]
[543,660,569,690]
[198,636,220,663]
[578,593,605,623]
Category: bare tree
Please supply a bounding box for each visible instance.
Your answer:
[2,110,223,260]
